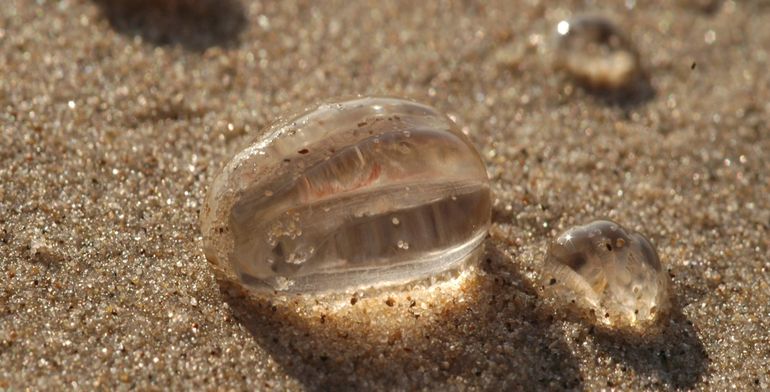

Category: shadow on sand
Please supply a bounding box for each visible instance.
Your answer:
[219,239,707,390]
[591,297,709,389]
[219,246,583,391]
[584,72,657,108]
[93,0,246,51]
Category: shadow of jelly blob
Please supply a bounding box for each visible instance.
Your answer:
[591,299,709,389]
[218,247,583,391]
[93,0,247,51]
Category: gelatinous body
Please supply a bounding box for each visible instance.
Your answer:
[201,97,491,293]
[542,220,669,329]
[554,15,641,90]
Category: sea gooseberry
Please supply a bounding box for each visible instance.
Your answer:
[553,15,642,91]
[201,97,491,293]
[542,220,670,330]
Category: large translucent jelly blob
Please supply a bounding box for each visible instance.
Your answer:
[201,97,491,293]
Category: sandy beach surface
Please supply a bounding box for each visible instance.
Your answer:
[1,0,769,390]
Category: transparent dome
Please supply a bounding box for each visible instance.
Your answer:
[201,97,491,293]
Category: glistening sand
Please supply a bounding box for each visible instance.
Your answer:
[1,0,769,390]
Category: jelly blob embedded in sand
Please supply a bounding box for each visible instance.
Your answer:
[554,15,641,90]
[542,220,670,329]
[201,97,491,293]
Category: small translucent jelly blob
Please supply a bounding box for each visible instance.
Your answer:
[542,220,670,329]
[201,97,491,293]
[553,15,641,91]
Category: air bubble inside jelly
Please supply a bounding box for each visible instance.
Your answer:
[542,220,670,329]
[201,97,491,293]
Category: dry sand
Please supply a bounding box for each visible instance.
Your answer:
[1,0,769,390]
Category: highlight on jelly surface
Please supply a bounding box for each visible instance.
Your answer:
[542,220,670,329]
[200,97,492,293]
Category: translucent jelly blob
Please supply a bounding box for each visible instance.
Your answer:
[554,15,641,91]
[201,97,491,293]
[542,220,670,330]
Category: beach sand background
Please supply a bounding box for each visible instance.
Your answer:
[1,0,769,390]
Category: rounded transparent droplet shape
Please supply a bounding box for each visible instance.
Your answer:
[201,97,491,293]
[554,15,641,90]
[542,220,670,329]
